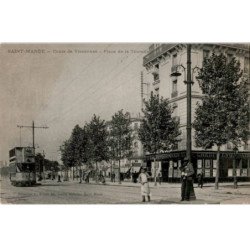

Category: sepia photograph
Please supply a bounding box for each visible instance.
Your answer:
[1,43,249,204]
[1,1,250,250]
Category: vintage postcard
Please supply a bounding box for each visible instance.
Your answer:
[0,43,249,204]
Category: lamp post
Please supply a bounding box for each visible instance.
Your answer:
[186,44,192,161]
[170,44,194,161]
[171,44,196,200]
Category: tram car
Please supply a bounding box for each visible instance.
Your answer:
[9,147,36,186]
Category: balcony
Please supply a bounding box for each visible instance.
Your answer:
[143,43,177,66]
[220,43,249,51]
[171,91,178,98]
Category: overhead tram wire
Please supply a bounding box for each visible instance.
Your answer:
[64,70,140,121]
[44,44,143,122]
[46,53,143,124]
[46,51,142,124]
[47,53,142,123]
[44,52,133,123]
[44,53,130,123]
[43,44,112,105]
[48,71,140,125]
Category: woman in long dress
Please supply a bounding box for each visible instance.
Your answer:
[138,168,151,202]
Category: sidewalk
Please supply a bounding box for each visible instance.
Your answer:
[55,177,250,189]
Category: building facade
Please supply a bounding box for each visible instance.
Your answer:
[142,43,250,182]
[106,115,145,179]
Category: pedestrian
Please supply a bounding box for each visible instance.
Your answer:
[180,157,194,201]
[111,172,115,182]
[138,167,151,202]
[57,174,61,182]
[157,171,162,185]
[132,172,135,183]
[133,171,137,183]
[85,172,89,183]
[197,172,204,188]
[79,169,82,184]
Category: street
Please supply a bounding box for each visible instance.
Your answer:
[1,177,250,204]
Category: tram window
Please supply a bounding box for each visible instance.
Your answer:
[9,148,15,158]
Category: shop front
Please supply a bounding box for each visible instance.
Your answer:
[145,150,250,182]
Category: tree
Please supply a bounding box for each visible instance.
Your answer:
[35,153,59,178]
[193,53,249,189]
[139,93,181,185]
[85,114,109,182]
[108,110,133,183]
[60,139,75,168]
[60,125,89,179]
[69,125,88,178]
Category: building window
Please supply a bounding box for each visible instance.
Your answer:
[152,64,159,81]
[153,73,159,81]
[243,142,249,150]
[172,103,178,117]
[155,88,159,97]
[244,57,249,73]
[172,54,177,66]
[172,80,177,92]
[203,50,210,64]
[172,141,178,150]
[172,80,178,98]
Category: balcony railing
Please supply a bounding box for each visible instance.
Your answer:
[143,43,177,66]
[220,43,249,51]
[143,43,249,67]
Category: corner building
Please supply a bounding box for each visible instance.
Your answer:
[142,43,250,182]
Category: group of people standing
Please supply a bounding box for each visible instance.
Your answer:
[138,157,204,203]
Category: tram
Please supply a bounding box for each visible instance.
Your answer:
[9,147,36,186]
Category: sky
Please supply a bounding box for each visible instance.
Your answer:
[0,43,150,163]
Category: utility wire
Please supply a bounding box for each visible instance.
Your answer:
[44,44,112,105]
[45,51,142,123]
[46,53,142,124]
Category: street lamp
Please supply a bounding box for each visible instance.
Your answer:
[171,44,197,200]
[170,44,195,161]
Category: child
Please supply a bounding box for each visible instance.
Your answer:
[138,168,151,202]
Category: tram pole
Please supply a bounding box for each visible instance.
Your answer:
[17,121,49,183]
